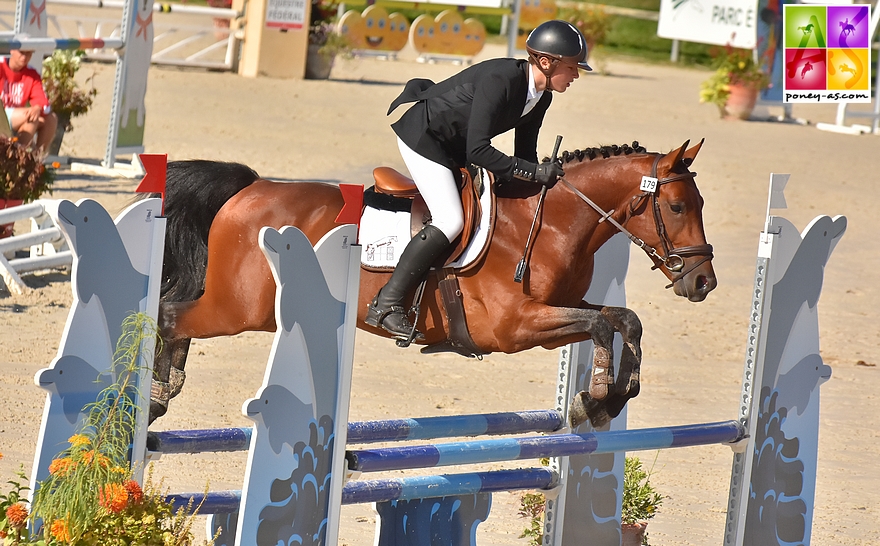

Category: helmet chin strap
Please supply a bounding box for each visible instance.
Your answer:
[530,53,560,88]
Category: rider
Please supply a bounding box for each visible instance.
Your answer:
[365,19,592,341]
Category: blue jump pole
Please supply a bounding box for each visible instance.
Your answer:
[147,409,564,453]
[347,421,745,473]
[167,468,558,514]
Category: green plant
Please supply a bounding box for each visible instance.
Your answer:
[41,50,97,132]
[309,0,352,58]
[517,491,545,546]
[0,463,33,544]
[0,312,211,545]
[309,22,353,58]
[558,4,613,47]
[699,45,770,108]
[30,313,159,540]
[0,136,56,202]
[622,455,663,546]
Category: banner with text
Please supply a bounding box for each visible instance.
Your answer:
[658,0,758,49]
[266,0,306,29]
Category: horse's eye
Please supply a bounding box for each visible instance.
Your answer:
[669,203,684,214]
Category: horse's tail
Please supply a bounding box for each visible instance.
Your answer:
[140,160,261,303]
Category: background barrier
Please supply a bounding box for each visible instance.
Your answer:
[0,200,71,294]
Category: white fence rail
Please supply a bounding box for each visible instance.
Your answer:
[0,200,72,295]
[0,0,240,71]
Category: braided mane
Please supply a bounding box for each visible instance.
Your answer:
[550,141,649,164]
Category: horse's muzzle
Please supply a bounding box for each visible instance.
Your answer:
[674,267,717,302]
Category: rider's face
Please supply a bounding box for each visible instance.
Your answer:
[548,61,580,93]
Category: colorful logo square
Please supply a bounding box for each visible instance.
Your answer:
[783,4,872,103]
[785,6,827,48]
[827,5,871,48]
[785,48,826,90]
[827,48,870,91]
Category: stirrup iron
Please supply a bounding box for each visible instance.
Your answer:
[396,278,428,348]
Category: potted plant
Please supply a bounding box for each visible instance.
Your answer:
[699,45,770,120]
[42,49,97,156]
[517,455,663,546]
[622,455,664,546]
[0,136,56,237]
[306,0,352,79]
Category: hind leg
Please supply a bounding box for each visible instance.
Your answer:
[149,338,190,423]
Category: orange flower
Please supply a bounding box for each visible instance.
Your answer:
[50,519,70,542]
[5,503,28,528]
[68,434,91,447]
[51,161,61,169]
[49,457,76,476]
[124,480,144,504]
[98,483,129,513]
[81,450,110,468]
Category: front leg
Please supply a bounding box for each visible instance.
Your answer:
[486,305,618,426]
[588,304,643,397]
[566,304,643,428]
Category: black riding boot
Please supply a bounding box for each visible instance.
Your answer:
[365,225,450,340]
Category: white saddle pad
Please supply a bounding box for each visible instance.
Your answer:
[359,169,492,270]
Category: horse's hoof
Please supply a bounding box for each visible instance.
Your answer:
[149,400,167,425]
[569,391,603,428]
[569,392,589,428]
[627,376,641,399]
[588,406,612,428]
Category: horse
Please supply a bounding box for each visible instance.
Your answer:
[802,61,813,79]
[146,139,717,429]
[840,63,857,76]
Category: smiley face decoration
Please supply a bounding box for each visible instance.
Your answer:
[410,10,486,57]
[516,0,558,50]
[338,5,410,53]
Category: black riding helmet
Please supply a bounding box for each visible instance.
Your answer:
[526,20,592,73]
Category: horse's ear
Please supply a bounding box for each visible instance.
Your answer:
[682,138,705,164]
[658,140,689,170]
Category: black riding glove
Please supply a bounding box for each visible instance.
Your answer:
[512,159,565,188]
[535,161,564,188]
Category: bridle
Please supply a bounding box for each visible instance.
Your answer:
[559,154,714,289]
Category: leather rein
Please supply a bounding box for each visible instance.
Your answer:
[559,154,714,289]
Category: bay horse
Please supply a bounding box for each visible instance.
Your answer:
[147,140,716,428]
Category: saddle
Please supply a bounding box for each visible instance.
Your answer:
[370,166,484,267]
[365,166,492,358]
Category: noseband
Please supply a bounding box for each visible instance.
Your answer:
[559,154,714,289]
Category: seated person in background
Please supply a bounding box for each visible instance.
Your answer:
[0,49,57,156]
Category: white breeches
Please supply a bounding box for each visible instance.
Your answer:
[397,137,464,241]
